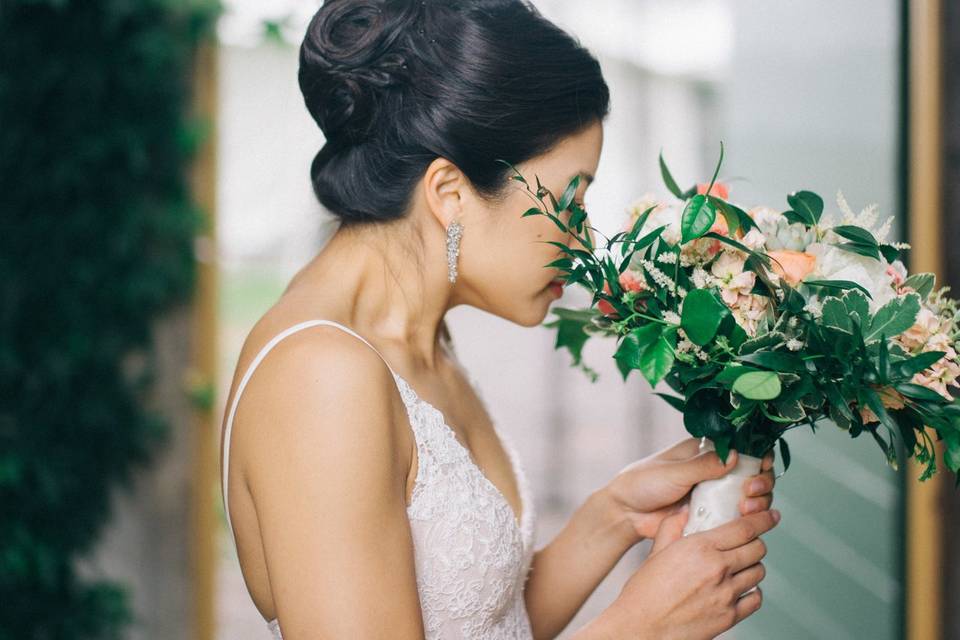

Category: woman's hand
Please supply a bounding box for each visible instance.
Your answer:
[576,507,780,640]
[603,437,776,542]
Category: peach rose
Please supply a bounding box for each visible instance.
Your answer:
[697,181,730,200]
[598,282,619,318]
[767,250,816,286]
[619,270,646,293]
[859,386,907,424]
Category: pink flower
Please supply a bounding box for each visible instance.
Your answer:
[730,293,770,337]
[710,251,756,305]
[886,261,907,288]
[898,307,941,351]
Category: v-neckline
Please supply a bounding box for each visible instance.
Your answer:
[392,371,525,534]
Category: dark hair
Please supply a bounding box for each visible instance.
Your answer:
[298,0,610,226]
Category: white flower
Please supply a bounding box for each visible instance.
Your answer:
[657,251,678,264]
[689,266,713,289]
[640,259,676,294]
[748,206,783,228]
[636,200,682,246]
[805,242,896,312]
[804,296,824,317]
[663,310,681,325]
[823,189,895,244]
[740,228,767,251]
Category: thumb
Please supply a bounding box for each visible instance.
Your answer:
[669,448,738,485]
[650,504,689,555]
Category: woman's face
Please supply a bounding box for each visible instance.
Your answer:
[458,119,603,327]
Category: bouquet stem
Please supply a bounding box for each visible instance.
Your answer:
[682,437,764,537]
[682,438,766,598]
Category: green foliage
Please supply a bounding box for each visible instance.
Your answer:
[516,143,960,486]
[0,1,222,637]
[680,289,729,345]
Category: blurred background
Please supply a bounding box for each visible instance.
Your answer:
[3,0,958,638]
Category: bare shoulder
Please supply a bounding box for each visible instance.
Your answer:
[228,318,426,635]
[231,317,407,480]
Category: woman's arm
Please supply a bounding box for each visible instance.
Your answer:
[523,487,640,640]
[240,328,427,639]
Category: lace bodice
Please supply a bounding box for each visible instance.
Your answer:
[220,319,537,639]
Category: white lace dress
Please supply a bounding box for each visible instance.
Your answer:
[220,319,538,639]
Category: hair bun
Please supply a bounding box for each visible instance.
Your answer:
[298,0,412,147]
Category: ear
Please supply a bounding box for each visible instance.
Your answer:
[422,156,467,228]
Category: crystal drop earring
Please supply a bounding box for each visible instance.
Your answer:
[446,220,463,283]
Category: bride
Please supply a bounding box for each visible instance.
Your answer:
[219,0,780,638]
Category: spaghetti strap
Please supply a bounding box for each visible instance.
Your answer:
[220,319,398,543]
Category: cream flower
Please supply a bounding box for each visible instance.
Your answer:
[805,242,897,312]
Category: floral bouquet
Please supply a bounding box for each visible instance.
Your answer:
[499,144,960,535]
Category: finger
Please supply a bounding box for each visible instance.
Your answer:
[733,586,763,625]
[729,562,766,596]
[725,537,767,573]
[656,436,702,461]
[740,494,773,516]
[667,449,738,486]
[650,505,689,556]
[708,509,780,551]
[762,449,775,471]
[742,469,775,497]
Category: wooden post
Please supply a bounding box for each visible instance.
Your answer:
[188,38,220,640]
[906,1,944,639]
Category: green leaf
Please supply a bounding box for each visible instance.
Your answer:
[613,324,667,383]
[786,190,824,225]
[680,288,730,345]
[737,351,805,373]
[831,225,878,247]
[543,308,593,365]
[864,292,920,343]
[879,244,901,263]
[684,390,731,440]
[774,398,806,421]
[821,297,852,332]
[895,351,947,380]
[904,273,935,299]
[895,382,948,403]
[842,290,871,327]
[716,363,759,385]
[680,195,717,243]
[558,174,581,212]
[659,150,684,199]
[944,430,960,473]
[778,437,792,473]
[703,141,724,196]
[732,370,782,400]
[638,329,677,386]
[803,279,873,299]
[834,241,881,261]
[654,392,686,412]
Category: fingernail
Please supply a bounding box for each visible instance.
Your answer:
[750,479,764,494]
[772,509,782,523]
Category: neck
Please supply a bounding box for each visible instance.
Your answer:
[285,217,456,371]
